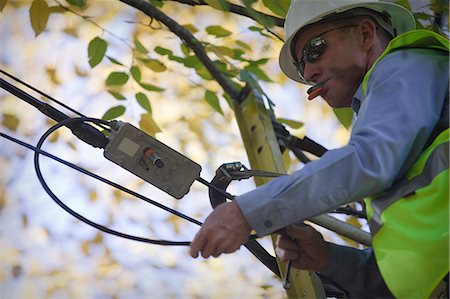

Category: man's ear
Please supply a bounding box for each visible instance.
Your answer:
[359,19,377,51]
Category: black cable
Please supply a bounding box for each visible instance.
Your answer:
[0,69,110,132]
[196,177,235,200]
[2,117,261,246]
[2,124,197,246]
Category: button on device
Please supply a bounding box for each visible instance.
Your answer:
[264,220,273,228]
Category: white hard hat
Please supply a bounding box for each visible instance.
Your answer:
[279,0,416,83]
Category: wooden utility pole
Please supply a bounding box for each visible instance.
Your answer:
[233,88,326,299]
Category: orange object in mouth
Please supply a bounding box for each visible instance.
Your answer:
[307,83,324,101]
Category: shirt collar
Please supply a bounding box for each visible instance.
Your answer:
[351,84,364,115]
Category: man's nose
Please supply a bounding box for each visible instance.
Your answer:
[303,61,321,84]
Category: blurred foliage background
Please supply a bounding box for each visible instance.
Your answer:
[0,0,447,298]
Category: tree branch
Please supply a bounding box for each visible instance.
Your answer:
[119,0,241,100]
[167,0,285,28]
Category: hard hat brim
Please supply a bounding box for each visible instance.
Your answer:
[279,1,416,84]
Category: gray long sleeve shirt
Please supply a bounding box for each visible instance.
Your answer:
[235,48,448,297]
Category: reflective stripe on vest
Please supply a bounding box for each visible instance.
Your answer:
[368,140,449,235]
[362,30,449,298]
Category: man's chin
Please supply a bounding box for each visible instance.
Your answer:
[324,94,352,108]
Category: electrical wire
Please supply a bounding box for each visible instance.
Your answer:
[2,120,199,246]
[0,69,110,132]
[2,117,261,248]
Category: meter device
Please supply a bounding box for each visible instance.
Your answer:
[104,121,201,199]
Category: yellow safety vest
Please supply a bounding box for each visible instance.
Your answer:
[363,30,449,298]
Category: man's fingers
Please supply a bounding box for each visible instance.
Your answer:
[276,234,301,251]
[275,247,299,262]
[286,224,320,241]
[201,242,218,258]
[190,230,206,258]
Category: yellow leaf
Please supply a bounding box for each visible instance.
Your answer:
[47,130,59,143]
[2,113,19,131]
[30,0,49,37]
[74,65,88,77]
[22,214,28,227]
[89,190,98,202]
[139,113,161,136]
[92,232,103,244]
[81,241,90,255]
[167,214,181,234]
[0,0,7,12]
[46,67,61,84]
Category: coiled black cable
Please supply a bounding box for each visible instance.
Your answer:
[3,117,199,246]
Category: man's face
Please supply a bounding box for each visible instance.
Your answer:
[293,21,368,108]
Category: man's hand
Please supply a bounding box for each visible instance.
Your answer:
[275,225,330,272]
[190,201,252,258]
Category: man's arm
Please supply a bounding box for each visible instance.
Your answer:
[190,48,448,258]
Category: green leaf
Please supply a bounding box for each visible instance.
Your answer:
[333,107,354,129]
[241,0,274,28]
[182,23,199,34]
[262,0,290,17]
[167,54,184,63]
[394,0,412,11]
[204,0,230,11]
[139,82,165,92]
[244,64,272,82]
[139,113,161,136]
[180,43,191,56]
[49,6,66,13]
[207,45,234,58]
[105,72,129,86]
[251,58,269,65]
[0,0,7,12]
[232,48,246,60]
[135,92,152,113]
[148,0,163,8]
[137,58,167,72]
[88,37,107,68]
[102,105,125,120]
[205,90,223,115]
[130,65,141,82]
[248,26,263,32]
[222,92,233,108]
[413,12,432,21]
[107,90,126,100]
[65,0,86,8]
[134,38,148,54]
[196,67,213,80]
[106,56,124,66]
[277,118,304,129]
[235,40,252,51]
[184,55,202,69]
[206,25,232,38]
[154,46,173,56]
[30,0,49,37]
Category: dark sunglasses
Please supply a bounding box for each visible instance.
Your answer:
[294,25,357,82]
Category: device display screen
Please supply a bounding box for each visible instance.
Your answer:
[117,137,140,156]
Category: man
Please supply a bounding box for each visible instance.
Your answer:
[190,0,449,297]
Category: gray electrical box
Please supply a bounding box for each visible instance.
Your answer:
[104,121,201,199]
